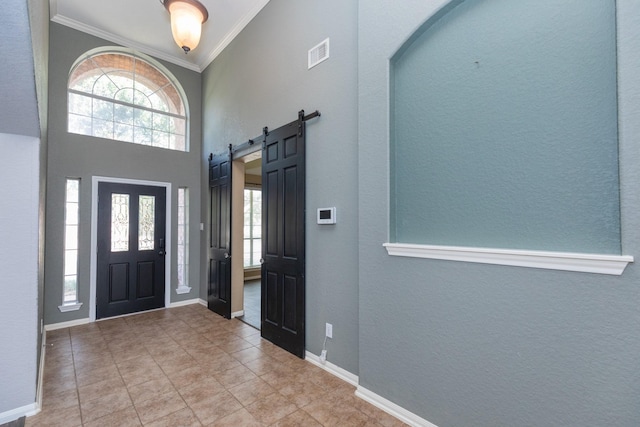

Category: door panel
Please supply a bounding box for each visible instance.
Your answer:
[261,119,306,358]
[208,151,232,318]
[97,183,166,319]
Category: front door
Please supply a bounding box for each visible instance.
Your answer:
[261,119,306,358]
[97,182,166,319]
[208,151,232,318]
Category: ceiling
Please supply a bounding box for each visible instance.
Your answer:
[50,0,270,72]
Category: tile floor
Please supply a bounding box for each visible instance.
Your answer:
[27,304,406,427]
[239,280,260,329]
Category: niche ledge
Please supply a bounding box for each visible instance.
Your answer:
[383,243,633,275]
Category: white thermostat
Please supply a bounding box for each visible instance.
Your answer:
[317,207,336,224]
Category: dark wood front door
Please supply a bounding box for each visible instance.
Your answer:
[208,151,232,318]
[97,182,166,319]
[261,120,306,358]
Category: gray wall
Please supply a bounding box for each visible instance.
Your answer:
[359,0,640,426]
[0,133,39,417]
[45,23,203,325]
[201,0,359,373]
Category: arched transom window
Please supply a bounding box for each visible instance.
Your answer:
[68,51,188,151]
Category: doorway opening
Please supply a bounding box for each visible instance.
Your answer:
[238,156,262,329]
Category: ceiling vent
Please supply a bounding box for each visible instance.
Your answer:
[308,38,330,70]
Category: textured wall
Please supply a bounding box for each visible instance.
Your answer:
[45,23,203,325]
[359,0,640,426]
[201,0,359,373]
[0,133,39,416]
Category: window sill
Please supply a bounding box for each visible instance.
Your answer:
[383,243,633,275]
[175,286,192,295]
[58,302,83,312]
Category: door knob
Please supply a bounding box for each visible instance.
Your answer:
[260,258,264,264]
[224,253,230,259]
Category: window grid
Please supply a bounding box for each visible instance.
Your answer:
[68,52,188,152]
[177,187,189,288]
[63,178,80,305]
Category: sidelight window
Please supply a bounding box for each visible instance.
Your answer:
[177,187,190,293]
[59,178,83,312]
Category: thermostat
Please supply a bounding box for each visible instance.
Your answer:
[317,207,336,224]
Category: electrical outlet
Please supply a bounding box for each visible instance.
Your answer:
[326,322,333,339]
[320,349,327,362]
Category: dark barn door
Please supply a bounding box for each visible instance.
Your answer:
[97,182,166,319]
[208,151,232,318]
[261,120,306,358]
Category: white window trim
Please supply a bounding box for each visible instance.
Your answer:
[58,302,83,312]
[383,243,633,275]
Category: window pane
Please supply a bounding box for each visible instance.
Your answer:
[63,276,77,303]
[68,93,92,115]
[152,131,169,148]
[66,203,79,225]
[65,225,79,250]
[138,195,155,251]
[114,124,134,142]
[68,114,92,135]
[114,104,134,125]
[66,179,79,203]
[93,99,114,121]
[64,249,78,275]
[92,118,113,139]
[93,75,119,98]
[111,194,129,252]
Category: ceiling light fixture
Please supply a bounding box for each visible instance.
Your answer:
[163,0,209,54]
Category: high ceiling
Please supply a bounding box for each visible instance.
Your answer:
[50,0,270,72]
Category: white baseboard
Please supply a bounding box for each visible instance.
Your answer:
[0,403,39,425]
[231,310,244,318]
[198,298,207,307]
[305,351,359,387]
[168,298,200,308]
[44,317,91,331]
[355,386,438,427]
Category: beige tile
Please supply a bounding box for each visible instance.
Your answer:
[75,363,120,387]
[243,355,279,376]
[157,352,199,374]
[166,365,213,391]
[179,376,226,406]
[78,375,127,404]
[80,388,132,423]
[216,337,254,353]
[134,389,188,424]
[189,391,243,426]
[277,377,328,408]
[207,408,264,427]
[43,374,77,395]
[244,392,298,425]
[42,387,79,411]
[271,409,323,427]
[120,364,167,387]
[25,403,82,427]
[213,364,258,388]
[83,405,141,427]
[199,352,242,374]
[127,375,177,405]
[145,407,202,427]
[227,377,276,406]
[229,346,264,364]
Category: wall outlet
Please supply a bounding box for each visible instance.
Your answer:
[325,322,333,339]
[320,349,327,362]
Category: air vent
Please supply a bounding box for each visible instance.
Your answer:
[308,38,330,69]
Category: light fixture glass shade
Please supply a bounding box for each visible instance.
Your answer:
[165,0,208,53]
